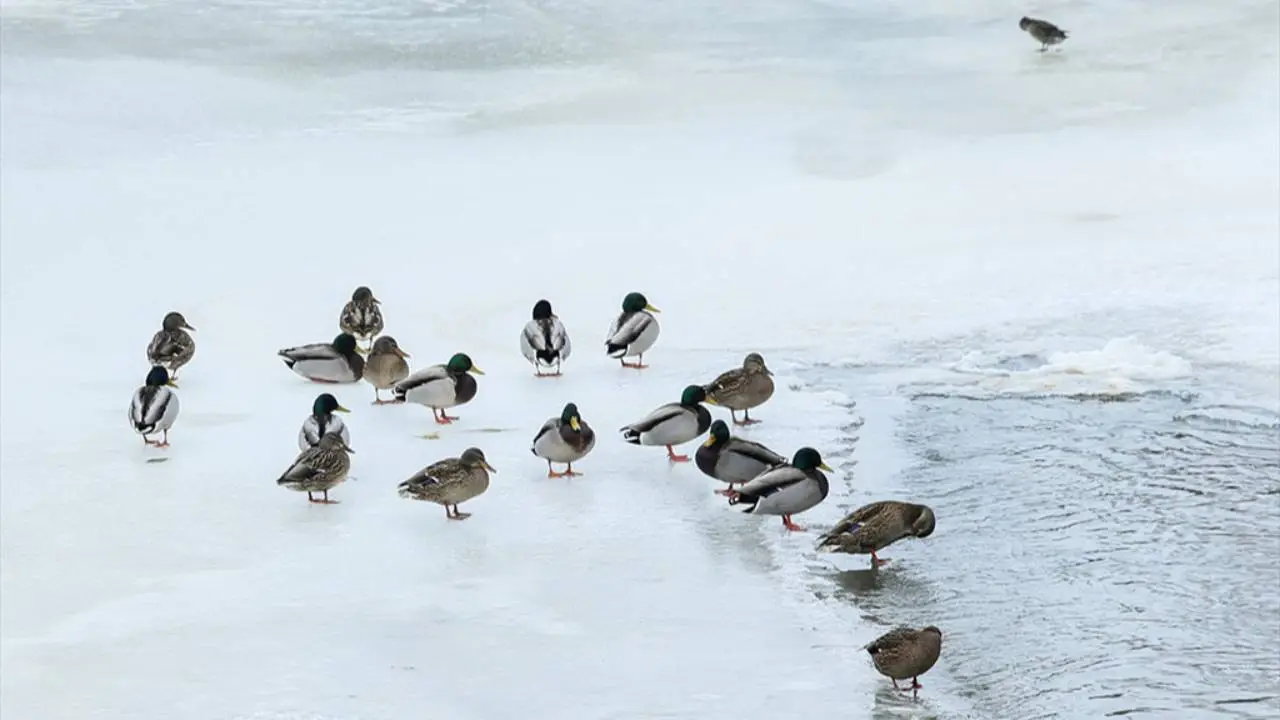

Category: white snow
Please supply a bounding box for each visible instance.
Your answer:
[2,0,1278,717]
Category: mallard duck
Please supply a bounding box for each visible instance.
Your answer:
[392,353,484,425]
[1019,16,1068,51]
[397,447,496,520]
[276,432,354,504]
[531,402,596,477]
[703,352,775,425]
[129,365,180,448]
[146,311,196,382]
[605,292,660,369]
[278,333,365,384]
[619,384,712,462]
[865,626,943,696]
[297,392,351,452]
[520,299,572,377]
[815,501,936,567]
[695,419,786,495]
[363,335,411,404]
[726,447,831,531]
[339,286,384,351]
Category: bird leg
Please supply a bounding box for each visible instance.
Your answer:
[781,515,808,532]
[309,490,339,504]
[666,445,690,462]
[447,504,471,520]
[547,462,582,478]
[372,388,396,405]
[152,430,170,449]
[891,679,901,690]
[621,354,648,369]
[714,482,737,496]
[433,408,456,424]
[871,551,890,568]
[735,409,761,426]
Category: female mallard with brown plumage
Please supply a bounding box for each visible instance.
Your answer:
[531,403,596,477]
[146,311,197,382]
[865,626,943,696]
[398,447,496,520]
[815,501,935,567]
[363,335,411,404]
[1019,16,1068,51]
[339,286,384,351]
[276,432,354,504]
[695,419,786,495]
[703,352,774,425]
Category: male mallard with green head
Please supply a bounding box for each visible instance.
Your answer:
[696,419,786,495]
[129,365,180,448]
[1019,16,1068,51]
[605,292,661,369]
[620,384,712,462]
[703,352,775,425]
[727,447,832,531]
[521,299,572,377]
[277,432,354,504]
[339,286,384,351]
[392,352,484,425]
[297,392,351,452]
[865,626,943,696]
[278,333,365,383]
[146,311,196,383]
[816,500,936,567]
[531,402,596,477]
[398,447,496,520]
[363,335,411,404]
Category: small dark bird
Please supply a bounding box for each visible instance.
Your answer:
[866,626,943,697]
[1019,16,1068,51]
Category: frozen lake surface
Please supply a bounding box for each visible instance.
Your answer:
[2,0,1278,718]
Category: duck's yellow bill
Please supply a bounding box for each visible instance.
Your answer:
[569,417,581,432]
[702,436,717,447]
[470,366,486,375]
[166,380,179,388]
[336,405,351,413]
[645,304,661,313]
[819,463,833,472]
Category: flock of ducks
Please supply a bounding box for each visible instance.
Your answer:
[126,286,946,695]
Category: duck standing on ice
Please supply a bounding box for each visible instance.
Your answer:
[278,333,365,383]
[520,299,572,377]
[393,352,484,425]
[146,311,196,383]
[815,500,936,568]
[277,433,354,504]
[531,402,596,477]
[363,335,411,404]
[338,286,383,352]
[619,384,712,462]
[695,419,786,495]
[605,292,660,369]
[703,352,775,425]
[865,626,943,697]
[726,447,831,531]
[297,392,351,452]
[1019,16,1068,51]
[129,365,180,448]
[398,447,496,520]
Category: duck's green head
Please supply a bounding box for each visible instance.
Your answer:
[560,402,583,431]
[791,447,832,472]
[313,393,350,416]
[333,333,359,354]
[145,365,176,388]
[680,384,707,406]
[703,419,730,447]
[622,292,660,314]
[447,353,485,375]
[459,446,497,473]
[532,299,554,320]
